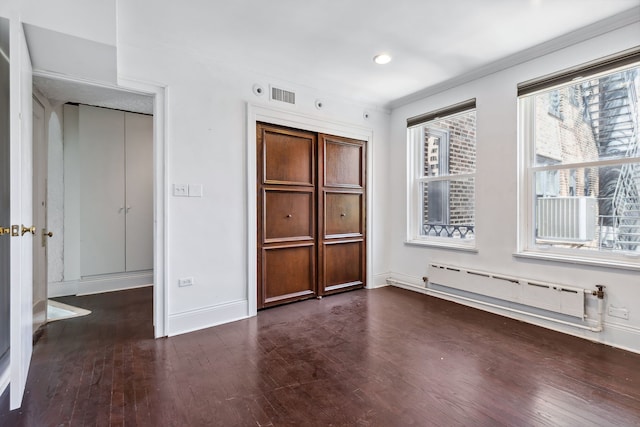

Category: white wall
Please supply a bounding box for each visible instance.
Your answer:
[20,0,115,46]
[115,23,390,333]
[388,22,640,353]
[46,103,64,284]
[32,90,64,285]
[62,104,79,283]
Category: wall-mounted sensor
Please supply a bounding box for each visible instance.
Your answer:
[315,99,324,110]
[253,84,264,96]
[363,111,370,120]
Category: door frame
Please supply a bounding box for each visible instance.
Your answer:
[33,71,168,338]
[246,103,374,316]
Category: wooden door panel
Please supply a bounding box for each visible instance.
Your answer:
[263,129,314,186]
[257,123,317,309]
[263,245,315,305]
[322,241,363,293]
[264,190,313,242]
[324,192,362,237]
[324,139,363,188]
[318,133,366,296]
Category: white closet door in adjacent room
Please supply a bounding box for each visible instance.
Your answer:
[124,112,153,272]
[80,105,125,276]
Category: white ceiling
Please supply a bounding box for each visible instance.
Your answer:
[118,0,640,108]
[30,1,640,111]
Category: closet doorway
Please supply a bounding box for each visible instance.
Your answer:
[257,123,366,309]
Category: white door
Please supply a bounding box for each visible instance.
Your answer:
[79,105,125,276]
[32,96,47,332]
[9,20,33,410]
[125,112,153,272]
[0,16,11,390]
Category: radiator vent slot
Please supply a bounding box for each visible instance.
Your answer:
[528,282,549,289]
[270,86,296,104]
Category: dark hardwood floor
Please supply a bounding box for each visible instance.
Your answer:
[1,286,639,426]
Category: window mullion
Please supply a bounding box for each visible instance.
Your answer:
[531,156,640,172]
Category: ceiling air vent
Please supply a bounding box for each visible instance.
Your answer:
[270,86,296,105]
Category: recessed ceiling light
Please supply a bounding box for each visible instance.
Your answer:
[373,54,392,65]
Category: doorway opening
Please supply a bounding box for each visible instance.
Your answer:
[31,72,166,338]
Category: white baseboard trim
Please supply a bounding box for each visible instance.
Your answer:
[385,272,425,289]
[168,299,249,337]
[387,272,640,355]
[48,271,154,297]
[48,280,79,298]
[368,272,391,289]
[0,352,9,399]
[601,321,640,355]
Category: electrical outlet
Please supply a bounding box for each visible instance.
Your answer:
[608,305,629,320]
[178,277,194,287]
[174,184,189,197]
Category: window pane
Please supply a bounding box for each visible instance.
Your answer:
[419,110,476,177]
[421,178,475,240]
[534,164,640,253]
[531,66,640,165]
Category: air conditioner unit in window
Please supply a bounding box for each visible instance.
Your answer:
[536,197,597,242]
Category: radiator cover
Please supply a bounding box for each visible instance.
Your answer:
[428,264,585,319]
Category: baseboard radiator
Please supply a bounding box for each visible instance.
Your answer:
[388,263,605,332]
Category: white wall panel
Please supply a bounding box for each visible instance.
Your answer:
[124,112,153,272]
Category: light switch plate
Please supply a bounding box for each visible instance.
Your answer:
[189,184,203,197]
[174,184,188,197]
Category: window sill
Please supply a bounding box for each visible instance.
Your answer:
[513,250,640,271]
[405,238,478,253]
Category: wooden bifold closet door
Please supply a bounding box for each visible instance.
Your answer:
[257,123,366,309]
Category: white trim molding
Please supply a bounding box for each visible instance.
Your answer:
[118,75,168,339]
[370,272,392,289]
[168,300,249,337]
[48,272,153,297]
[47,280,78,298]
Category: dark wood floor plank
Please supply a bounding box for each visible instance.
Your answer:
[1,285,640,426]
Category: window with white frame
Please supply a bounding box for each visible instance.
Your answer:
[407,99,476,248]
[518,48,640,265]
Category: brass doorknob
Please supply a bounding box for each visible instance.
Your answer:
[21,225,36,236]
